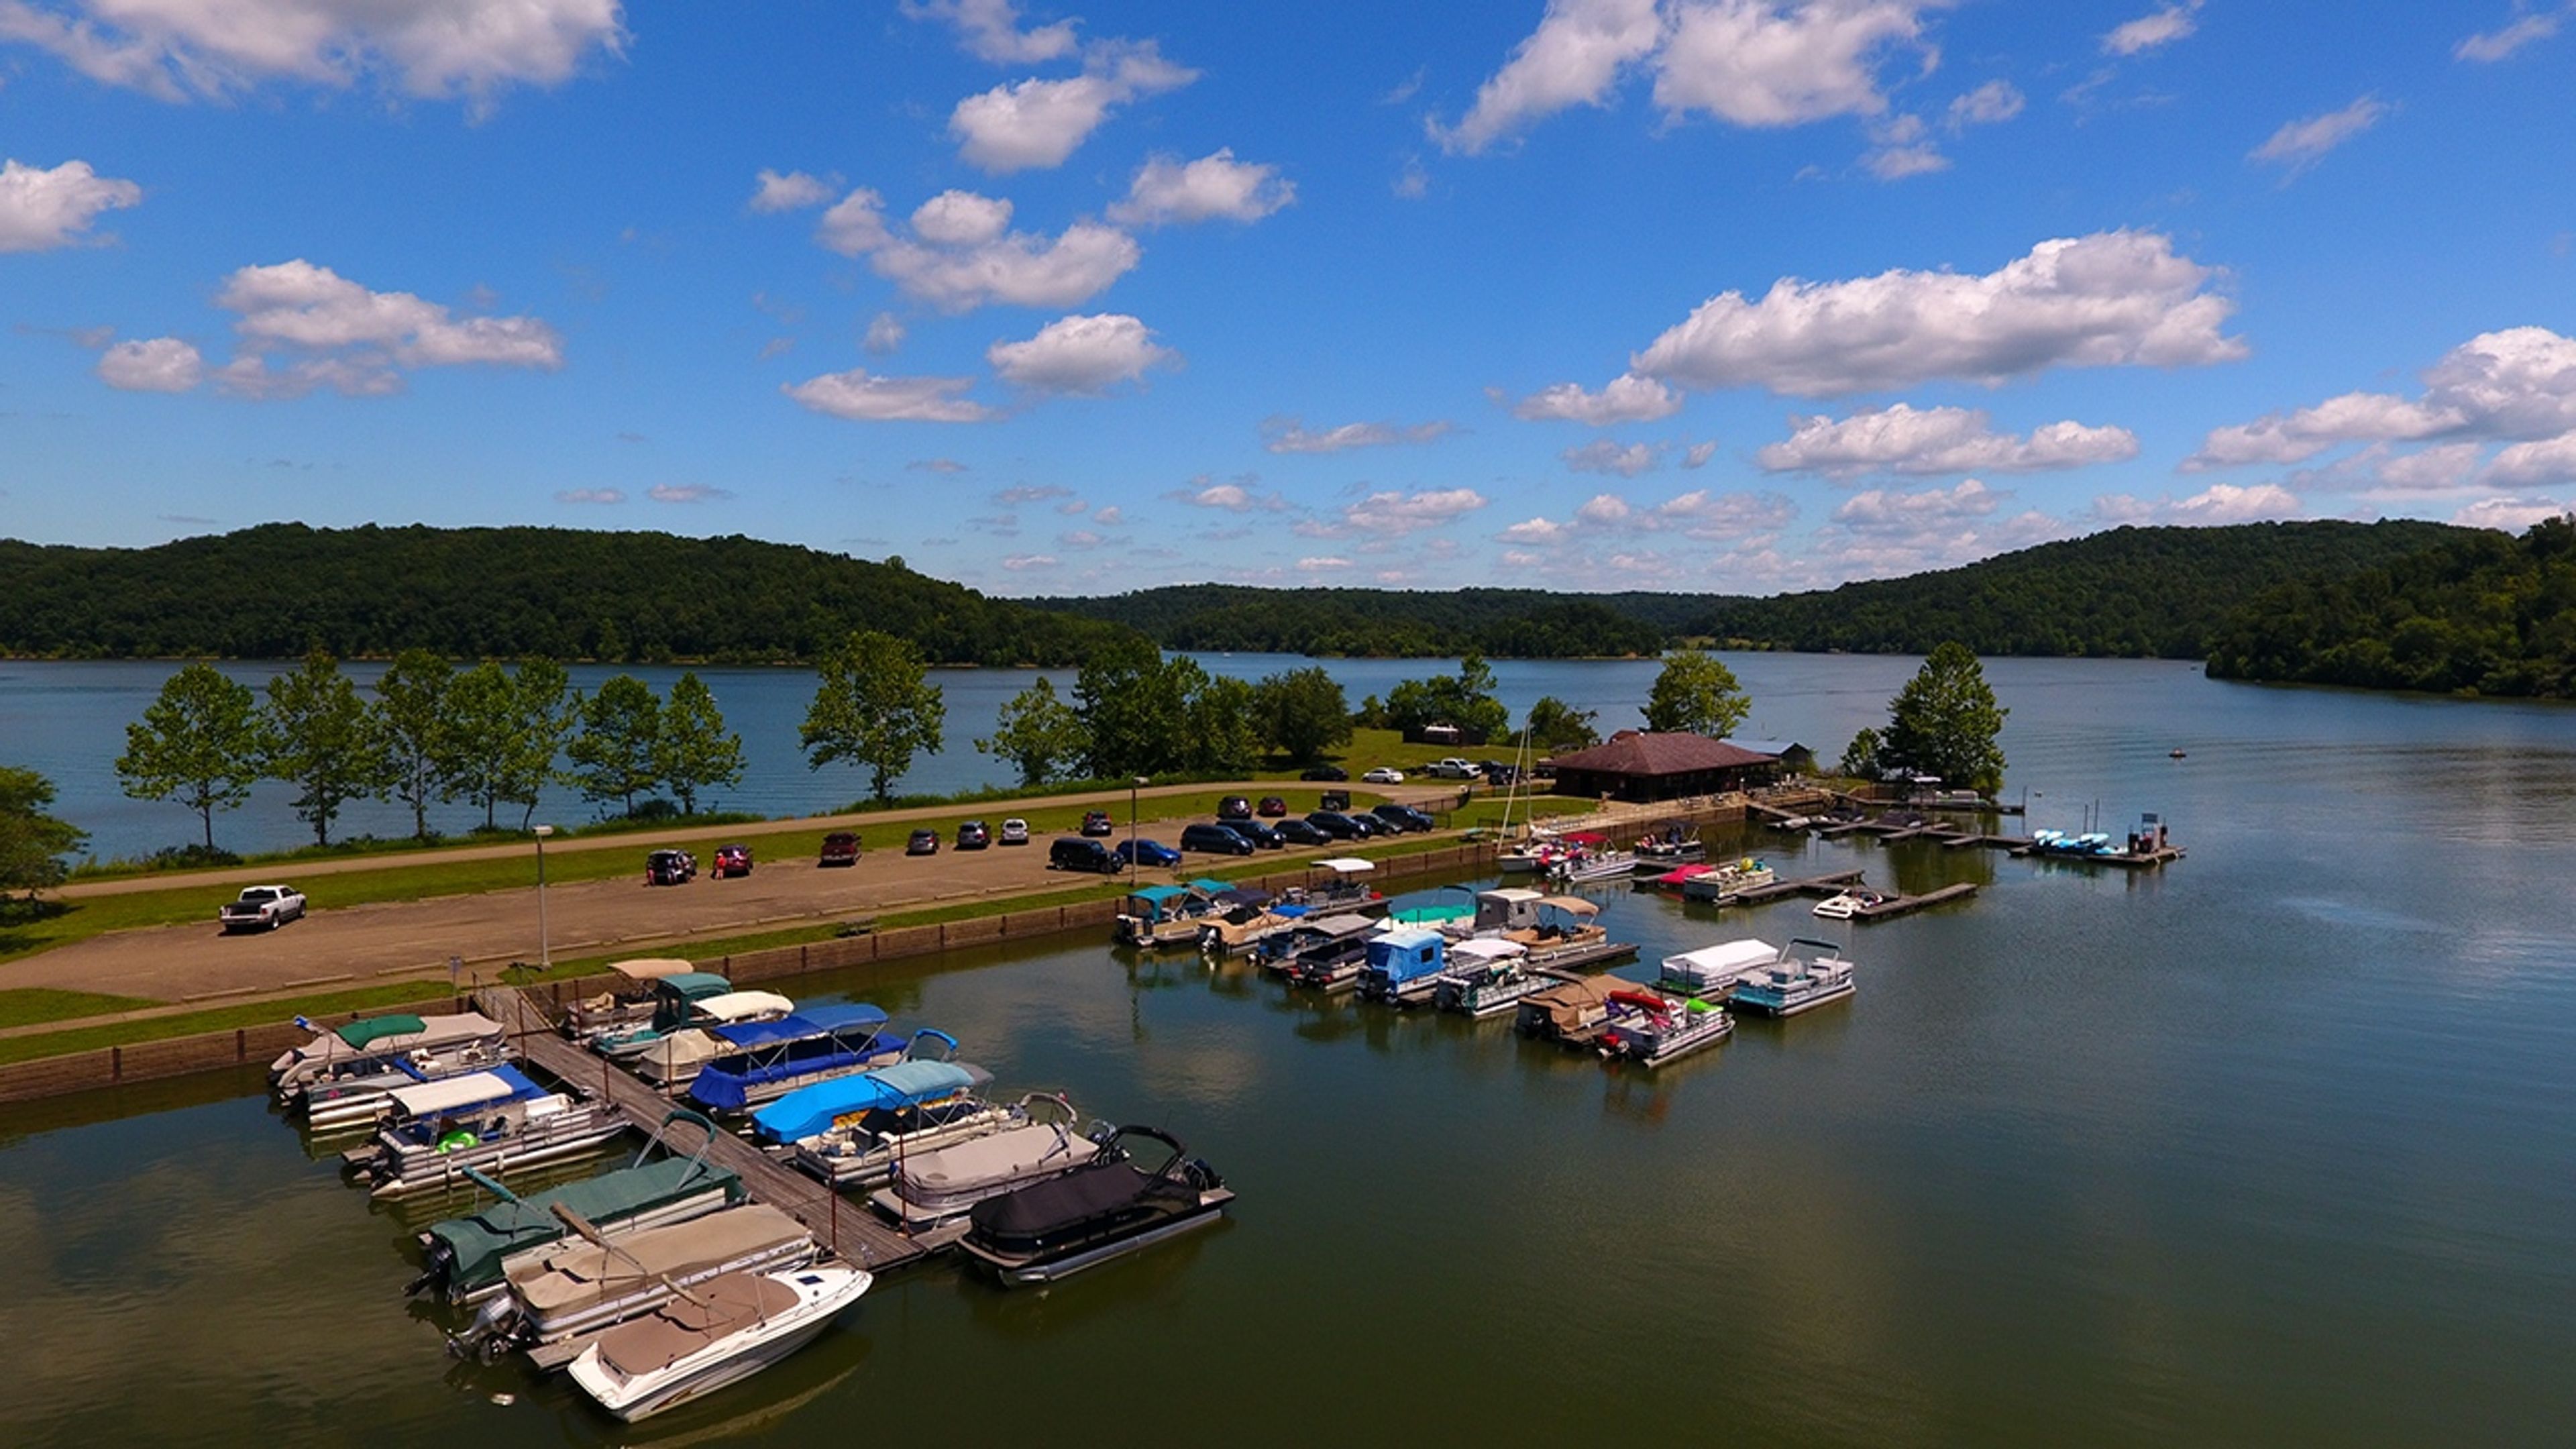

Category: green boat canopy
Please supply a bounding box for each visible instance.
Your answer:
[425,1157,743,1296]
[334,1015,427,1049]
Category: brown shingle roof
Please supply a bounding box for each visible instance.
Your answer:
[1543,731,1776,777]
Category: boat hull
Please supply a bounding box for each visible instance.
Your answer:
[959,1190,1232,1287]
[358,1117,631,1200]
[567,1268,869,1423]
[1728,980,1856,1018]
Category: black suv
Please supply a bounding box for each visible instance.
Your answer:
[1180,822,1256,855]
[1050,837,1125,873]
[1299,764,1349,782]
[1372,803,1436,834]
[1273,817,1330,846]
[1304,810,1364,840]
[1216,818,1283,849]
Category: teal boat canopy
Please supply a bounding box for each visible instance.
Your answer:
[1128,885,1191,905]
[334,1014,427,1049]
[1390,902,1473,926]
[1187,878,1231,894]
[659,972,733,1000]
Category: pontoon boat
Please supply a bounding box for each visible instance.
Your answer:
[958,1126,1230,1286]
[1597,988,1733,1068]
[1725,938,1857,1017]
[343,1067,628,1200]
[869,1106,1108,1228]
[682,1007,912,1114]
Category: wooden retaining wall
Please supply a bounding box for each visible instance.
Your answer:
[0,840,1501,1106]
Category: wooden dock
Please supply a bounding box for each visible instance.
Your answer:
[1723,868,1865,906]
[476,985,934,1275]
[1849,881,1980,920]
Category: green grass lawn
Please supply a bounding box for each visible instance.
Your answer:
[0,987,159,1030]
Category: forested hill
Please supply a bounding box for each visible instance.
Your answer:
[1697,519,2473,656]
[2205,515,2576,697]
[0,525,1136,666]
[1039,521,2474,659]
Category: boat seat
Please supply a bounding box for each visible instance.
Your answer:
[595,1273,798,1377]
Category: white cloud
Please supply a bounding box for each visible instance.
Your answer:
[1393,158,1430,199]
[1511,373,1682,424]
[1564,439,1662,476]
[647,483,731,503]
[1653,0,1933,129]
[2486,431,2576,487]
[949,42,1196,173]
[1091,504,1124,525]
[1946,78,2023,128]
[1499,517,1576,544]
[2188,327,2576,470]
[749,168,835,213]
[1169,478,1285,511]
[1432,0,1663,154]
[1864,138,1948,179]
[782,368,998,423]
[1629,229,2244,396]
[987,312,1174,392]
[2455,9,2565,62]
[0,156,141,251]
[0,0,626,104]
[909,458,969,474]
[1503,486,1798,545]
[904,0,1078,64]
[2102,3,2200,57]
[1757,403,2138,476]
[555,487,625,504]
[2452,496,2571,531]
[1682,440,1719,468]
[1332,487,1489,535]
[863,311,906,355]
[1107,148,1295,227]
[211,260,561,386]
[1261,417,1451,453]
[2250,95,2387,172]
[2093,481,2302,525]
[816,186,1139,313]
[95,336,201,392]
[1296,555,1353,572]
[1002,553,1059,570]
[1831,477,2004,532]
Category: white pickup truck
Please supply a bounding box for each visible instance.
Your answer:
[1423,757,1479,780]
[219,885,307,932]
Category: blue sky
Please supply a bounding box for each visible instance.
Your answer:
[3,1,2572,596]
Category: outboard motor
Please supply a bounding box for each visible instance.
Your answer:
[447,1296,525,1366]
[1181,1157,1225,1193]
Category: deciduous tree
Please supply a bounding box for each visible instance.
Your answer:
[655,672,746,814]
[1644,648,1750,738]
[373,649,454,839]
[1253,667,1350,764]
[977,676,1087,788]
[113,661,265,851]
[802,630,947,804]
[0,766,85,902]
[1880,642,2008,795]
[262,648,392,847]
[566,674,664,816]
[1523,695,1600,753]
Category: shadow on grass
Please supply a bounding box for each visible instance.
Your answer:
[0,897,72,957]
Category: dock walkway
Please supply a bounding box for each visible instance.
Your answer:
[475,985,934,1276]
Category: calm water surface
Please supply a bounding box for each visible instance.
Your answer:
[2,661,2571,1446]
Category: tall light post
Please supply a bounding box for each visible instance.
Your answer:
[533,824,555,970]
[1130,777,1147,872]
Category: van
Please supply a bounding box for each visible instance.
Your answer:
[1049,837,1125,873]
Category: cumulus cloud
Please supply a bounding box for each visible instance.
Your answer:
[2250,95,2386,172]
[782,368,999,423]
[1499,486,1796,545]
[1627,229,2244,397]
[1002,552,1059,570]
[2452,496,2572,531]
[987,312,1174,392]
[1652,0,1934,128]
[1432,0,1663,154]
[200,260,561,396]
[949,41,1196,172]
[2094,481,2302,525]
[1564,439,1662,476]
[1945,78,2023,129]
[1862,113,1947,179]
[0,156,141,251]
[0,0,627,104]
[1757,403,2139,476]
[1296,556,1353,572]
[1108,148,1295,227]
[2186,327,2576,473]
[904,0,1079,64]
[1831,477,2004,532]
[1261,417,1452,453]
[647,483,731,503]
[1169,477,1287,511]
[863,311,906,355]
[2102,3,2200,56]
[2455,8,2565,62]
[1682,440,1719,468]
[1510,373,1682,424]
[555,487,625,504]
[2486,431,2576,488]
[1318,487,1489,536]
[749,168,835,213]
[95,336,201,392]
[812,186,1138,313]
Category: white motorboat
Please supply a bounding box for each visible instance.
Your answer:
[567,1264,871,1423]
[1811,888,1885,920]
[868,1114,1108,1228]
[341,1068,628,1201]
[458,1203,820,1360]
[1658,938,1782,1001]
[270,1011,510,1100]
[1598,987,1733,1068]
[1725,938,1857,1018]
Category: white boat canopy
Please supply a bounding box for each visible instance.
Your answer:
[1307,913,1381,936]
[1479,887,1545,904]
[1534,896,1601,916]
[1662,939,1779,977]
[608,957,698,982]
[696,991,794,1024]
[386,1071,526,1118]
[1314,857,1376,875]
[1448,938,1529,964]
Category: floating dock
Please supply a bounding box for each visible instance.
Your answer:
[1721,869,1866,906]
[1849,881,1980,920]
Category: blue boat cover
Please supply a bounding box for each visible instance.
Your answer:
[1188,878,1230,894]
[711,1002,889,1050]
[1129,885,1189,905]
[1365,928,1446,983]
[751,1061,991,1143]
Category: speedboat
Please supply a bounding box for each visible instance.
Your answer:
[682,1008,913,1115]
[456,1203,820,1361]
[1811,888,1884,920]
[1195,890,1309,957]
[1725,938,1857,1018]
[1114,882,1226,949]
[957,1126,1231,1287]
[1678,857,1777,904]
[1431,938,1554,1018]
[565,960,716,1039]
[869,1106,1108,1229]
[1658,938,1782,1001]
[409,1112,745,1305]
[1254,912,1381,979]
[1356,927,1450,1005]
[594,978,774,1058]
[269,1011,511,1102]
[566,1263,871,1424]
[1598,988,1733,1068]
[1515,973,1631,1046]
[342,1067,628,1200]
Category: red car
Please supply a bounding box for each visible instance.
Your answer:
[711,844,753,878]
[1256,795,1289,817]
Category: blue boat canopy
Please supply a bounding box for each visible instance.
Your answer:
[751,1060,994,1143]
[1128,885,1190,905]
[712,1002,889,1050]
[1187,877,1230,894]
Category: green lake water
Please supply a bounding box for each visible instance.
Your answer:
[3,659,2571,1446]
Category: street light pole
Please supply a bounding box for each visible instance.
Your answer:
[533,824,555,970]
[1130,777,1147,872]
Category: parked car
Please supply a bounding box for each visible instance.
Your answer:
[1479,761,1520,786]
[1299,764,1349,782]
[1180,822,1256,856]
[1362,766,1405,784]
[1372,803,1436,834]
[218,884,306,932]
[1343,813,1390,839]
[645,849,696,885]
[1216,818,1283,849]
[1424,757,1477,780]
[818,831,861,867]
[1080,810,1116,837]
[711,844,755,877]
[956,820,991,851]
[1305,810,1364,841]
[1273,818,1330,847]
[1116,838,1183,868]
[906,828,939,857]
[1256,794,1289,817]
[1051,837,1126,873]
[1216,795,1253,821]
[999,818,1030,845]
